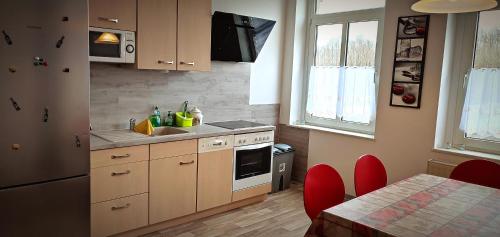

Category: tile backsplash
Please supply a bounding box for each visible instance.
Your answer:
[90,62,279,130]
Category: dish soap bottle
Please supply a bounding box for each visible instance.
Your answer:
[150,106,161,127]
[165,111,174,126]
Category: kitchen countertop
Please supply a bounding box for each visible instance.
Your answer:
[90,124,275,151]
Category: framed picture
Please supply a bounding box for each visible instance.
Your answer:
[391,83,420,108]
[395,38,425,61]
[390,15,429,109]
[393,62,423,82]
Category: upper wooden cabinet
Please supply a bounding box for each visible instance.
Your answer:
[89,0,137,31]
[177,0,212,71]
[137,0,177,70]
[137,0,212,71]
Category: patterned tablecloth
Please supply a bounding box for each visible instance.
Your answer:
[314,174,500,237]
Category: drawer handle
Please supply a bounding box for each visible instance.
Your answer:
[111,170,131,176]
[111,203,130,211]
[98,17,119,23]
[180,61,195,66]
[158,60,174,64]
[212,140,224,146]
[111,154,130,159]
[179,160,195,165]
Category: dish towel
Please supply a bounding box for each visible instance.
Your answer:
[134,119,154,136]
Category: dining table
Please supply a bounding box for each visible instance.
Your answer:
[305,173,500,237]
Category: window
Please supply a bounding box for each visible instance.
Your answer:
[454,10,500,154]
[445,10,500,155]
[304,1,384,135]
[316,0,385,15]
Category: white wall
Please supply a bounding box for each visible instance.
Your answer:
[213,0,286,105]
[279,0,308,124]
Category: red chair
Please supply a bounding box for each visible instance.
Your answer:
[354,154,387,197]
[449,159,500,189]
[303,164,345,220]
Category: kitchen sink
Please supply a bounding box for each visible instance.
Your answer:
[151,126,189,136]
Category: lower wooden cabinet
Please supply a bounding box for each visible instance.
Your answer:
[91,161,148,203]
[197,149,233,211]
[91,193,148,237]
[149,154,198,224]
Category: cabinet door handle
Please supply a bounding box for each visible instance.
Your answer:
[180,61,195,66]
[111,154,130,159]
[158,60,174,65]
[111,170,131,176]
[98,17,119,23]
[179,160,195,165]
[111,203,130,211]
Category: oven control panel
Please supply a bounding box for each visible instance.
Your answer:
[234,131,274,147]
[198,135,234,153]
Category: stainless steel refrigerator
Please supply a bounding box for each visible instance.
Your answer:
[0,0,90,236]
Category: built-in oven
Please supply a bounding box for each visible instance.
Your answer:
[89,27,135,63]
[233,131,274,191]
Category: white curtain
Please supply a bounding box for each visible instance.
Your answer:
[306,66,376,124]
[460,68,500,140]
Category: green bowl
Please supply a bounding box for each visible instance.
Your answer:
[175,112,193,127]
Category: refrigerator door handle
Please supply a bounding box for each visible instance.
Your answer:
[111,154,131,159]
[111,170,131,176]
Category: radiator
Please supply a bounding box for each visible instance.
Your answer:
[427,159,457,178]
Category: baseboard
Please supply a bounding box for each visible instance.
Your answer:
[113,194,267,237]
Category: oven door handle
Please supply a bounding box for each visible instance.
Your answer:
[233,142,273,151]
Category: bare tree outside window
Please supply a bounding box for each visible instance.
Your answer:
[473,10,500,68]
[315,21,378,67]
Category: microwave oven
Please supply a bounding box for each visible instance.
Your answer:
[89,27,135,63]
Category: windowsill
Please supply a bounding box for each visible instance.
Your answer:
[289,124,375,140]
[433,147,500,162]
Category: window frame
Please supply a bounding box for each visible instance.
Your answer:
[301,1,384,135]
[445,10,500,155]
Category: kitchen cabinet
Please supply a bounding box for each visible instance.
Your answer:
[177,0,212,71]
[89,0,136,31]
[91,193,148,237]
[137,0,177,70]
[90,145,149,169]
[149,154,198,224]
[137,0,211,71]
[150,139,197,160]
[197,149,233,211]
[90,161,148,203]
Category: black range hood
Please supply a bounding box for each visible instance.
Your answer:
[211,11,276,63]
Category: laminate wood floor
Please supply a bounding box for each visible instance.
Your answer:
[142,182,310,237]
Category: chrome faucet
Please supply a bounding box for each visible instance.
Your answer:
[129,118,136,131]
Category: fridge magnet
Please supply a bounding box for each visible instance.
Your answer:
[8,67,16,73]
[75,135,81,148]
[63,68,70,73]
[43,108,49,122]
[2,30,13,45]
[11,144,21,151]
[56,36,64,48]
[62,16,69,22]
[390,15,429,109]
[33,57,48,67]
[9,97,21,111]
